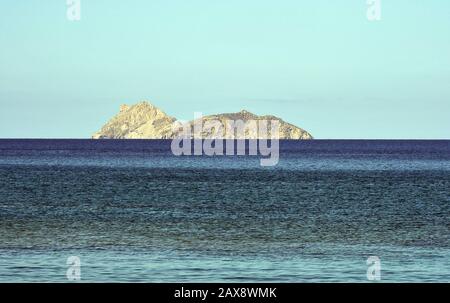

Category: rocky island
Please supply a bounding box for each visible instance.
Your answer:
[92,101,313,140]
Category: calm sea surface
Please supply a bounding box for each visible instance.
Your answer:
[0,139,449,282]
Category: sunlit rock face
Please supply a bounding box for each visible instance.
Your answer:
[92,102,177,139]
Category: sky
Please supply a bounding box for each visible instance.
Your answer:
[0,0,449,139]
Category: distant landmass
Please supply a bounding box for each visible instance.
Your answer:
[92,101,313,139]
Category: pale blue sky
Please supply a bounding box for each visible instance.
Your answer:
[0,0,449,138]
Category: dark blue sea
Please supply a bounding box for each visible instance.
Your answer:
[0,139,449,282]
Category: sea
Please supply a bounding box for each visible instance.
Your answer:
[0,139,449,282]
